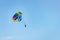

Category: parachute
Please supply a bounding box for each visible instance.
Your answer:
[12,12,26,27]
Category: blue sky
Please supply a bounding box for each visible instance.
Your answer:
[0,0,60,40]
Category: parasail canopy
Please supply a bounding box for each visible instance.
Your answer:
[13,12,22,22]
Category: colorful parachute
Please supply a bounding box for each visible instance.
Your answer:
[12,12,26,27]
[13,12,22,22]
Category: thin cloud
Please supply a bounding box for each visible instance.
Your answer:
[0,36,13,40]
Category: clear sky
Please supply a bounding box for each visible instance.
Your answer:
[0,0,60,40]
